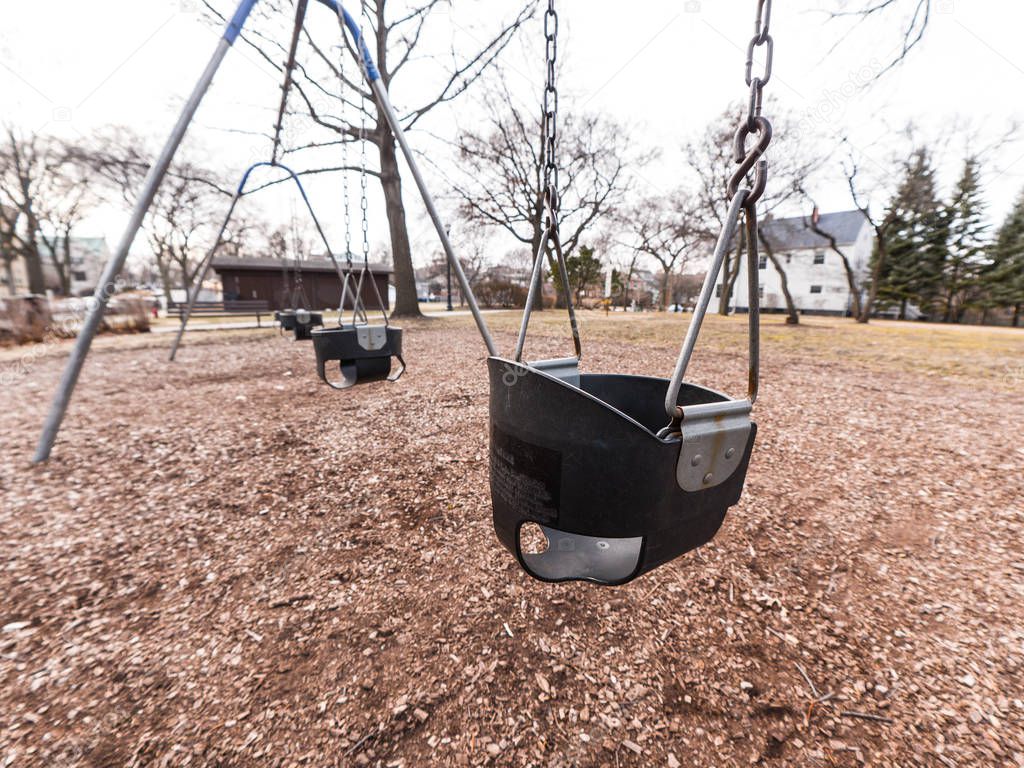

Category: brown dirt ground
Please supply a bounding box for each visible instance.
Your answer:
[1,314,1023,768]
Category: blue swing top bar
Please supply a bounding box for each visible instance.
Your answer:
[234,160,311,198]
[221,0,380,83]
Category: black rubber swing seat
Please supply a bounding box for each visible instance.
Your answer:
[276,309,323,340]
[488,358,756,586]
[311,325,405,389]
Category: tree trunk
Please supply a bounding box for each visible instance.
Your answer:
[24,250,45,294]
[857,233,887,324]
[1014,303,1021,328]
[528,190,546,311]
[59,236,72,296]
[22,233,46,295]
[808,222,863,320]
[660,269,670,311]
[377,129,422,318]
[759,232,798,325]
[717,251,735,315]
[898,297,907,321]
[3,258,15,295]
[720,230,745,315]
[623,257,637,309]
[943,263,959,323]
[156,255,174,307]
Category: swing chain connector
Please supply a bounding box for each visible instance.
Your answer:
[732,0,773,206]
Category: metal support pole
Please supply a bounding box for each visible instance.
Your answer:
[369,80,496,356]
[445,228,453,312]
[664,190,748,419]
[33,0,258,463]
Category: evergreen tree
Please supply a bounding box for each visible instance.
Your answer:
[876,148,948,319]
[987,188,1024,326]
[941,156,989,322]
[552,244,604,308]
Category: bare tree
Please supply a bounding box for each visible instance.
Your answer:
[623,191,702,311]
[755,227,800,325]
[0,127,100,296]
[683,106,822,319]
[446,79,650,307]
[800,200,865,321]
[79,130,242,305]
[0,127,54,294]
[35,158,96,296]
[211,0,535,317]
[613,250,640,309]
[0,205,18,294]
[841,157,899,323]
[822,1,932,81]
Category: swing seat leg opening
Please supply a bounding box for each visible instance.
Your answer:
[311,326,404,390]
[333,356,392,389]
[518,524,643,583]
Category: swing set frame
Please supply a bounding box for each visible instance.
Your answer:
[33,0,495,463]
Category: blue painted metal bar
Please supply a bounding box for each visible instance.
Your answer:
[315,0,381,82]
[225,0,259,43]
[169,160,363,360]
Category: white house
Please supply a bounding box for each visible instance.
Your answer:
[727,210,873,316]
[36,237,111,296]
[4,236,110,296]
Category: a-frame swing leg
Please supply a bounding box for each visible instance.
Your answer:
[168,191,243,362]
[32,0,259,463]
[35,0,497,461]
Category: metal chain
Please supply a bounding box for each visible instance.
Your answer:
[360,117,369,266]
[359,3,370,268]
[289,200,305,305]
[339,39,353,270]
[542,0,559,222]
[728,0,774,205]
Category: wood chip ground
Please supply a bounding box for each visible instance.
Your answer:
[1,316,1022,767]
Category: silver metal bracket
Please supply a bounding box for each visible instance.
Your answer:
[530,357,580,386]
[676,399,752,492]
[356,325,387,351]
[520,525,642,583]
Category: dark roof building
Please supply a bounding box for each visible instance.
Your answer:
[730,209,874,316]
[760,210,869,250]
[211,256,392,311]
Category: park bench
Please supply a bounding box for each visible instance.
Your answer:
[167,299,271,327]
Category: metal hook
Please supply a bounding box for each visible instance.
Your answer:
[728,116,772,199]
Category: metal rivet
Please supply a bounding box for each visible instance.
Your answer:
[691,454,702,467]
[703,472,713,484]
[725,447,736,459]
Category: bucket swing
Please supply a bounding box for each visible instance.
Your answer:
[487,0,776,585]
[311,2,404,390]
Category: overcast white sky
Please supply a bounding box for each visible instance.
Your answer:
[3,1,1024,269]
